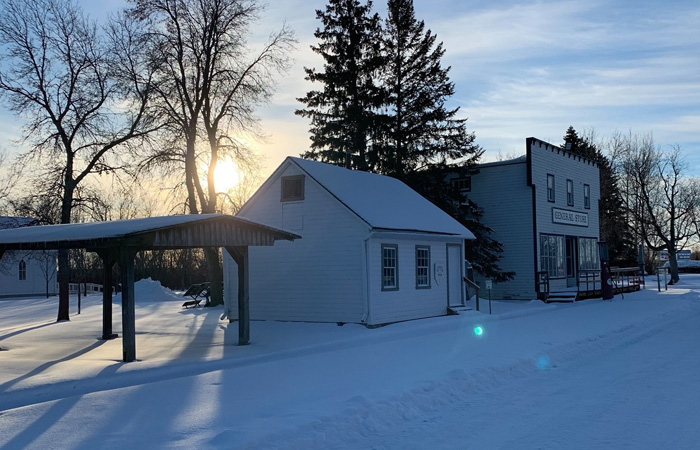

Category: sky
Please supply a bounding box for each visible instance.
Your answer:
[1,0,698,180]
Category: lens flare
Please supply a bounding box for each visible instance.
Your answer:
[473,325,484,336]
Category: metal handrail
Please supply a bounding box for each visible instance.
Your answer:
[463,277,480,311]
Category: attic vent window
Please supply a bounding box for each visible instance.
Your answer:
[452,177,471,192]
[281,175,305,202]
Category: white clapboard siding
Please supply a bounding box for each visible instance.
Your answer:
[467,160,536,299]
[529,139,601,293]
[366,236,461,325]
[0,251,57,298]
[225,161,370,323]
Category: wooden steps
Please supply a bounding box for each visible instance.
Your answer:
[546,289,578,303]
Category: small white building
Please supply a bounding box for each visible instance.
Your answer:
[223,157,475,326]
[456,138,601,300]
[0,217,58,298]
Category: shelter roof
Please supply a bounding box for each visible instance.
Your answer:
[0,214,299,251]
[287,157,475,239]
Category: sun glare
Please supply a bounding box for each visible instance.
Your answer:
[213,158,242,192]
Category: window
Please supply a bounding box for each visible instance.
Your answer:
[579,238,600,271]
[547,174,555,202]
[280,175,305,202]
[584,184,590,209]
[452,177,471,192]
[381,245,399,290]
[540,234,565,278]
[567,179,574,206]
[18,259,26,281]
[415,246,431,289]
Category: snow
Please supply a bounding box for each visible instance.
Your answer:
[2,276,700,449]
[290,157,475,239]
[664,259,700,269]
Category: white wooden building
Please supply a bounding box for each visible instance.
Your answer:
[455,137,601,300]
[223,157,475,326]
[0,217,57,298]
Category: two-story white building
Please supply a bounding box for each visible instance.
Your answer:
[223,157,475,326]
[456,137,600,300]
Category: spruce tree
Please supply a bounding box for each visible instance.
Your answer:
[379,0,479,179]
[296,0,384,170]
[563,127,636,265]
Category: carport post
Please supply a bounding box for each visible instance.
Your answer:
[119,249,137,362]
[225,246,250,345]
[98,250,117,340]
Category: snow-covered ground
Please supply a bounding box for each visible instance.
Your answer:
[1,276,699,449]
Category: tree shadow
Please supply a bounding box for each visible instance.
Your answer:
[0,321,56,341]
[0,340,107,403]
[1,395,82,449]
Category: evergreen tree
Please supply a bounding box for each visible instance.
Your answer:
[563,127,636,265]
[296,0,384,170]
[298,0,511,282]
[379,0,508,280]
[379,0,479,179]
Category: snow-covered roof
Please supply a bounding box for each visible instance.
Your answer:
[0,216,38,230]
[289,157,475,238]
[0,214,299,247]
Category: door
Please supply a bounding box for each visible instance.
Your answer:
[566,236,577,287]
[447,244,463,306]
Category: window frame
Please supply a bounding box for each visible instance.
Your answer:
[578,237,600,271]
[415,245,431,289]
[381,244,399,291]
[567,179,574,206]
[547,174,555,203]
[18,259,27,281]
[451,177,471,193]
[584,184,590,209]
[280,175,305,202]
[540,234,565,279]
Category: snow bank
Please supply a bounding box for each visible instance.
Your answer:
[115,277,182,303]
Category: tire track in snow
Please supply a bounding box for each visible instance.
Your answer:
[239,301,700,450]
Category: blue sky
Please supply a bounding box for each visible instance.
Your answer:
[2,0,699,178]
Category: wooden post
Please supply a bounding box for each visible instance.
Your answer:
[120,249,137,362]
[225,246,250,346]
[98,250,117,340]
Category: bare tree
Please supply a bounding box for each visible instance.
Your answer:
[130,0,295,305]
[611,132,699,284]
[0,148,20,212]
[0,0,160,320]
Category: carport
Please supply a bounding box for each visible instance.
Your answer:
[0,214,299,362]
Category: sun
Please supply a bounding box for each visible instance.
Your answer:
[213,158,242,192]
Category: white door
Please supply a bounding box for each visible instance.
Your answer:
[447,244,463,307]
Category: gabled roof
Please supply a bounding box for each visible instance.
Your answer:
[287,157,474,238]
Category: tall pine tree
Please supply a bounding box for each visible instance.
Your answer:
[379,0,510,281]
[379,0,479,179]
[563,126,636,265]
[296,0,384,170]
[298,0,512,282]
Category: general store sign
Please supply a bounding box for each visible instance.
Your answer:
[552,208,588,227]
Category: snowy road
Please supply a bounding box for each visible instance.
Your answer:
[2,278,700,449]
[315,303,700,450]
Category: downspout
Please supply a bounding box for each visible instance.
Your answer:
[361,230,376,324]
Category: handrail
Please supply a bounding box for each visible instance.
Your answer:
[463,277,480,311]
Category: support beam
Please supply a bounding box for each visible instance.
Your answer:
[225,246,250,345]
[119,249,137,362]
[98,250,117,340]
